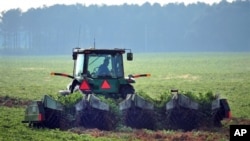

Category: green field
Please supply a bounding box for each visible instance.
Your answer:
[1,52,250,140]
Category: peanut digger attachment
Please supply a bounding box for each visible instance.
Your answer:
[165,89,199,131]
[165,89,231,131]
[22,95,63,129]
[74,93,156,130]
[74,94,116,130]
[120,94,155,129]
[211,98,232,127]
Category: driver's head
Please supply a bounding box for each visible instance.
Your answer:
[103,57,109,65]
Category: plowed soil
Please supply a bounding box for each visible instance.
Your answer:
[0,96,32,107]
[68,117,250,141]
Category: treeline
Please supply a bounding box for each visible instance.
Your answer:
[0,1,250,55]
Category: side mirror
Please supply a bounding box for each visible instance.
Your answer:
[72,53,77,60]
[72,48,80,60]
[127,52,133,61]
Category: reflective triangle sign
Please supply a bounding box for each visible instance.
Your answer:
[101,80,111,89]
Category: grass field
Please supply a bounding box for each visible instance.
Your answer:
[1,52,250,140]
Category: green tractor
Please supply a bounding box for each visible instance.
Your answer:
[22,48,155,130]
[22,48,231,131]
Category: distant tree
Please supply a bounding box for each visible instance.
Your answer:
[1,9,22,49]
[0,1,249,55]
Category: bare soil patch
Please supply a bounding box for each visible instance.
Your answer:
[68,117,250,141]
[165,74,199,81]
[0,96,31,107]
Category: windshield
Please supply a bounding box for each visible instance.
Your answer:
[87,53,124,78]
[74,54,84,77]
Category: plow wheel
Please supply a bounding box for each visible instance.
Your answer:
[43,108,61,129]
[165,107,199,131]
[123,107,155,130]
[77,107,116,130]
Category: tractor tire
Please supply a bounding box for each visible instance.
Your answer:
[123,107,155,130]
[165,107,199,131]
[43,108,61,129]
[77,107,116,130]
[119,85,135,99]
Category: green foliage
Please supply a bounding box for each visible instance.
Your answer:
[136,90,172,108]
[97,95,123,128]
[136,90,156,104]
[97,95,121,115]
[136,89,217,108]
[183,91,217,105]
[116,126,133,132]
[52,92,83,108]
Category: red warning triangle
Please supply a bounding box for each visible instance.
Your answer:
[101,80,111,89]
[80,80,90,90]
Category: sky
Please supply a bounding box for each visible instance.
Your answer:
[0,0,234,12]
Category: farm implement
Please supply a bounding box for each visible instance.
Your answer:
[22,48,231,131]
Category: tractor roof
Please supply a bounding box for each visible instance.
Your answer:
[74,48,126,54]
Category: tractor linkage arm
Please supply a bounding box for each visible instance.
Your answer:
[50,72,74,79]
[128,74,151,79]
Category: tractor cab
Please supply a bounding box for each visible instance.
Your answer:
[72,48,134,98]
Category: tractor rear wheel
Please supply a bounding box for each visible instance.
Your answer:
[119,85,135,99]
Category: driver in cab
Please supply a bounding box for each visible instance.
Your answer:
[98,57,111,76]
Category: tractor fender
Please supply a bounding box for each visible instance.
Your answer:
[124,77,136,83]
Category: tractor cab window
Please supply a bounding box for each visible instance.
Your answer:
[113,53,124,78]
[87,53,124,78]
[74,54,84,77]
